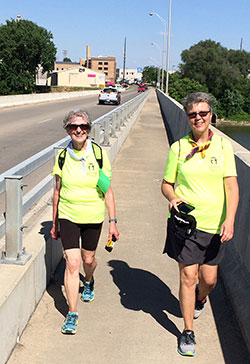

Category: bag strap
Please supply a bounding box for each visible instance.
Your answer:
[58,141,103,170]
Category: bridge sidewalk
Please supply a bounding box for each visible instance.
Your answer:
[8,91,227,363]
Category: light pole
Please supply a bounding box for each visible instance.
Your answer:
[151,42,161,88]
[149,12,166,92]
[165,0,172,94]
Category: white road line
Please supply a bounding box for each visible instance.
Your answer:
[38,119,52,124]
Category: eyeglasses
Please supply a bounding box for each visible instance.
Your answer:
[67,124,90,131]
[187,110,211,119]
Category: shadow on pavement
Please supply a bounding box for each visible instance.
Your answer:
[108,260,182,338]
[46,259,68,317]
[210,271,250,364]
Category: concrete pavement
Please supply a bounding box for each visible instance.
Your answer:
[7,91,249,363]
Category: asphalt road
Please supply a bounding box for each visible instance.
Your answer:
[0,86,138,174]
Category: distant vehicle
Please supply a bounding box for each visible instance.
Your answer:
[138,84,146,92]
[98,87,121,105]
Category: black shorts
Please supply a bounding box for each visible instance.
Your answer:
[163,219,225,266]
[59,219,103,251]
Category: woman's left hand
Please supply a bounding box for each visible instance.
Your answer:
[220,219,234,243]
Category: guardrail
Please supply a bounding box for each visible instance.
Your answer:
[0,90,150,265]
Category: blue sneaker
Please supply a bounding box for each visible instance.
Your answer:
[178,330,196,356]
[61,312,78,334]
[81,279,95,302]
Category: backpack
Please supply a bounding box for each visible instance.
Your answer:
[58,140,103,170]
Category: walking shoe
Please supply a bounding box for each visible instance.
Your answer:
[81,279,95,302]
[194,285,207,319]
[178,330,196,356]
[61,312,78,334]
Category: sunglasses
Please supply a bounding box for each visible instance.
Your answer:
[187,110,211,119]
[67,123,90,131]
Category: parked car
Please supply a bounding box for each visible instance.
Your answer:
[98,87,121,105]
[137,84,146,92]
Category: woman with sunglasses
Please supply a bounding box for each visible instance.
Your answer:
[50,109,119,334]
[161,92,239,356]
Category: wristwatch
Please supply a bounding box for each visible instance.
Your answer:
[109,218,117,223]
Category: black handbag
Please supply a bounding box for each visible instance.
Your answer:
[163,208,197,259]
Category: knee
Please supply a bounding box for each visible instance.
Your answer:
[203,276,217,289]
[181,270,198,288]
[83,254,95,266]
[66,257,81,275]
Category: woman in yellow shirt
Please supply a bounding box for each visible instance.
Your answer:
[161,92,239,356]
[50,109,119,335]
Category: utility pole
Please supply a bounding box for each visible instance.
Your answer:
[123,37,126,83]
[240,38,243,51]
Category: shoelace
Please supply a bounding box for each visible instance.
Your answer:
[66,314,78,325]
[183,331,195,345]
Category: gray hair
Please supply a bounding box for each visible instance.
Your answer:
[63,109,91,130]
[182,92,213,114]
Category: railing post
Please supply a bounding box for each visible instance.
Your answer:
[116,110,122,131]
[120,108,126,127]
[93,123,101,144]
[0,175,31,265]
[110,112,118,138]
[101,116,111,146]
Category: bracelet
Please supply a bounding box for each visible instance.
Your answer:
[109,218,117,223]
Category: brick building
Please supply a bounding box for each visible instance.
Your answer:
[54,45,116,84]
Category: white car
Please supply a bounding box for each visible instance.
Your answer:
[98,87,121,105]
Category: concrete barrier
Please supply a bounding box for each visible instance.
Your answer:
[0,90,151,364]
[0,90,100,108]
[156,89,250,354]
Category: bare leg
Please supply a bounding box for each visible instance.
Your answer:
[197,264,218,301]
[81,249,97,282]
[178,263,198,331]
[64,248,81,312]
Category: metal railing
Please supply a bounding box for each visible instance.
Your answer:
[0,89,150,265]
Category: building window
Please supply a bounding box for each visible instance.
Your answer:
[104,67,108,70]
[104,61,108,65]
[104,72,108,75]
[98,61,103,65]
[98,67,102,70]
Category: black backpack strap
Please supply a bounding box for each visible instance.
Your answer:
[91,141,103,169]
[58,142,103,170]
[58,148,67,170]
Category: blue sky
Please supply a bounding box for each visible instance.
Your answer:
[1,0,250,70]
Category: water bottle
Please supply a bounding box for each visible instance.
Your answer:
[105,235,117,252]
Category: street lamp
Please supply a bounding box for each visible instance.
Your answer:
[165,0,172,94]
[151,42,161,88]
[149,12,166,92]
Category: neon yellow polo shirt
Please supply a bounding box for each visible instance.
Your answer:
[163,133,237,234]
[52,144,111,223]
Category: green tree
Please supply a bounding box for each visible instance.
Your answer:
[179,40,240,99]
[0,19,57,95]
[220,89,244,117]
[142,66,159,84]
[168,72,208,103]
[227,50,250,77]
[236,77,250,114]
[63,57,72,62]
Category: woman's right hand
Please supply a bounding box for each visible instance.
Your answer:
[169,197,186,212]
[50,226,60,240]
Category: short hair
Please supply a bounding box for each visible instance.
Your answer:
[182,92,213,114]
[62,109,91,130]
